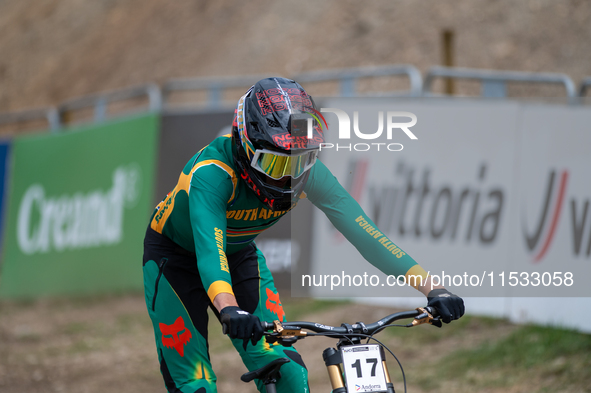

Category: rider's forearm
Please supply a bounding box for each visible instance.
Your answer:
[213,292,239,313]
[189,176,235,303]
[306,161,424,278]
[417,276,445,297]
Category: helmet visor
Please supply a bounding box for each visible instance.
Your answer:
[251,149,318,180]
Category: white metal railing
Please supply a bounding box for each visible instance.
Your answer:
[293,64,422,97]
[0,107,60,132]
[1,66,589,132]
[423,66,578,103]
[55,84,162,130]
[579,77,591,97]
[163,74,275,109]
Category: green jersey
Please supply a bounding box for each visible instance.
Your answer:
[150,135,428,302]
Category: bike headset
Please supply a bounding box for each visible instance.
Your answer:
[232,77,327,211]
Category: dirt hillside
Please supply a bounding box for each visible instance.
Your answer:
[1,0,590,112]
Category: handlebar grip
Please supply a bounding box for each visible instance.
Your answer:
[223,320,272,336]
[221,314,230,335]
[425,306,438,317]
[261,321,274,330]
[424,306,442,328]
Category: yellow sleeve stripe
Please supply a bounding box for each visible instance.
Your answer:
[207,280,234,302]
[152,158,237,232]
[180,159,238,204]
[404,265,429,289]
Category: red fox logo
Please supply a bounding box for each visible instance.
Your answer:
[160,316,192,357]
[265,288,285,321]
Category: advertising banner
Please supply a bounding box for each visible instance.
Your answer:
[296,98,591,300]
[0,114,159,298]
[505,104,591,297]
[0,142,10,256]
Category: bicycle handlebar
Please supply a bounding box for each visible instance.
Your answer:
[261,306,441,339]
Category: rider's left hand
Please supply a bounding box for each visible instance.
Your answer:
[427,288,465,324]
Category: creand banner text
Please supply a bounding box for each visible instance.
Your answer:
[0,114,158,298]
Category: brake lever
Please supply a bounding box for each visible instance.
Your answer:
[411,307,442,328]
[265,335,299,346]
[430,317,442,328]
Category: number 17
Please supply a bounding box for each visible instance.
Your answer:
[351,358,378,378]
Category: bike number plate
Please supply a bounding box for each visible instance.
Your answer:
[341,344,387,392]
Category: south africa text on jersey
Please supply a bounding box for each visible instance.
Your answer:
[226,208,287,221]
[154,191,175,223]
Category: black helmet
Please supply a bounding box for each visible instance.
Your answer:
[232,77,326,211]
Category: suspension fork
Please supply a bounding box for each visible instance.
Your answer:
[380,346,396,393]
[323,347,347,393]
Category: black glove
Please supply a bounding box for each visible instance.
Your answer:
[427,289,465,324]
[220,306,264,350]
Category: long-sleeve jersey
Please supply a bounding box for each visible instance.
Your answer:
[150,135,429,303]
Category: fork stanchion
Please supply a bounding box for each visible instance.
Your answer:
[380,346,396,393]
[323,347,347,392]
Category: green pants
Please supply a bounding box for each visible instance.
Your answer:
[143,227,309,392]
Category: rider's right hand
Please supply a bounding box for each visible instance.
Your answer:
[220,306,264,350]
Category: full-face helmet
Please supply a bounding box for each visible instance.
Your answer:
[232,77,325,211]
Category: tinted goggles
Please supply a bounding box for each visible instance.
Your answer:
[251,149,318,180]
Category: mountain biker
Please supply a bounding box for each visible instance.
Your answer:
[142,77,465,393]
